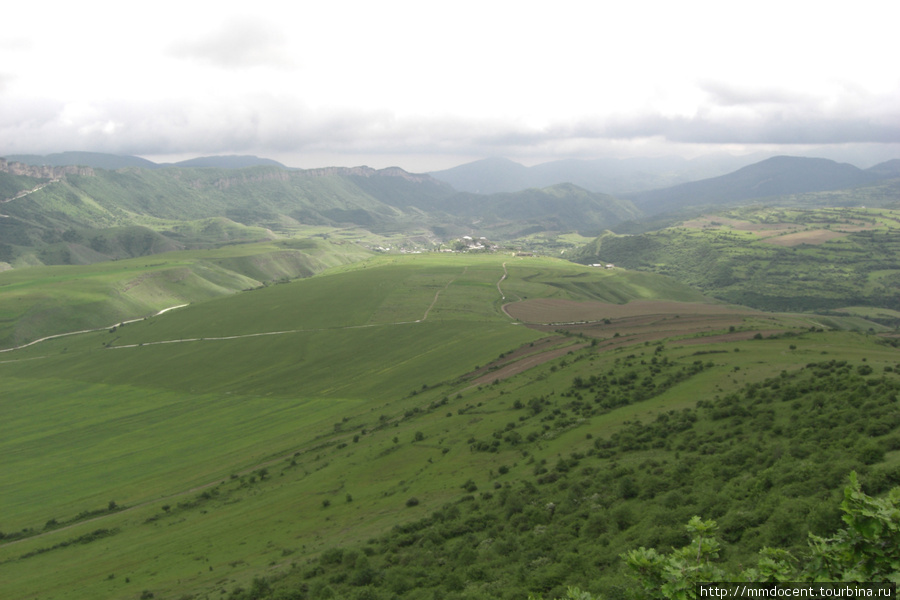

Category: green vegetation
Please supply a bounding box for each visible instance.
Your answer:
[4,157,900,600]
[1,250,898,600]
[533,475,900,599]
[0,238,370,349]
[246,345,900,600]
[576,207,900,316]
[0,165,636,268]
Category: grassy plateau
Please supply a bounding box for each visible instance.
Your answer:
[1,251,898,600]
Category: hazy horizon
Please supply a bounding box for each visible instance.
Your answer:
[2,0,898,172]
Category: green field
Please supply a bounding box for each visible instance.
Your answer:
[1,251,898,600]
[0,238,371,349]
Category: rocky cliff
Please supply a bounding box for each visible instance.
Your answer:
[0,157,94,178]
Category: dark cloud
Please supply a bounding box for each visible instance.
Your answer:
[167,18,295,69]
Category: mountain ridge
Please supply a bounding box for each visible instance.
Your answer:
[4,152,288,170]
[428,153,774,194]
[627,155,893,215]
[0,165,636,266]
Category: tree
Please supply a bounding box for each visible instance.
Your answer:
[534,473,900,600]
[623,473,900,600]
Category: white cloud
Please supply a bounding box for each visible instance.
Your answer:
[1,0,898,170]
[167,17,297,69]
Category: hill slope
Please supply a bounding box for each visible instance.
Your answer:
[628,156,886,216]
[0,238,371,349]
[5,151,159,170]
[575,206,900,315]
[4,152,288,170]
[170,155,287,169]
[1,163,641,267]
[429,154,768,194]
[0,254,896,600]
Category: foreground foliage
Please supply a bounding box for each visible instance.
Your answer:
[535,473,900,600]
[240,355,900,600]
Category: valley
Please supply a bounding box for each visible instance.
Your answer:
[0,154,899,600]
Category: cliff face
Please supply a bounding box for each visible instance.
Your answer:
[300,165,437,183]
[0,157,94,178]
[209,169,291,190]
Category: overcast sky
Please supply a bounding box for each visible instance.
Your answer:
[2,0,898,171]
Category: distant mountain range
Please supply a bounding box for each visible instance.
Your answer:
[427,154,774,195]
[5,152,287,170]
[626,156,900,216]
[0,161,637,266]
[5,152,767,189]
[3,152,900,268]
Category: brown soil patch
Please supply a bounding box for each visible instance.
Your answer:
[464,300,790,389]
[464,298,815,389]
[761,229,847,246]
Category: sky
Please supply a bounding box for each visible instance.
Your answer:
[2,0,899,171]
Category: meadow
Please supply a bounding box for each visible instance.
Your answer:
[0,238,370,349]
[1,252,898,600]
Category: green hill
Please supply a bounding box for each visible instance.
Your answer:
[0,238,371,349]
[1,166,642,267]
[1,253,897,600]
[627,156,889,216]
[575,206,900,317]
[440,184,640,237]
[171,155,287,168]
[0,165,447,266]
[6,151,160,170]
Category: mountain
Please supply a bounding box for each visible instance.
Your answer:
[628,156,886,216]
[437,183,640,236]
[171,155,287,169]
[867,159,900,178]
[3,152,288,170]
[429,153,771,194]
[428,157,534,194]
[5,151,159,170]
[0,163,639,266]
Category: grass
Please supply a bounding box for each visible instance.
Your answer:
[0,238,371,349]
[577,207,900,314]
[1,251,895,599]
